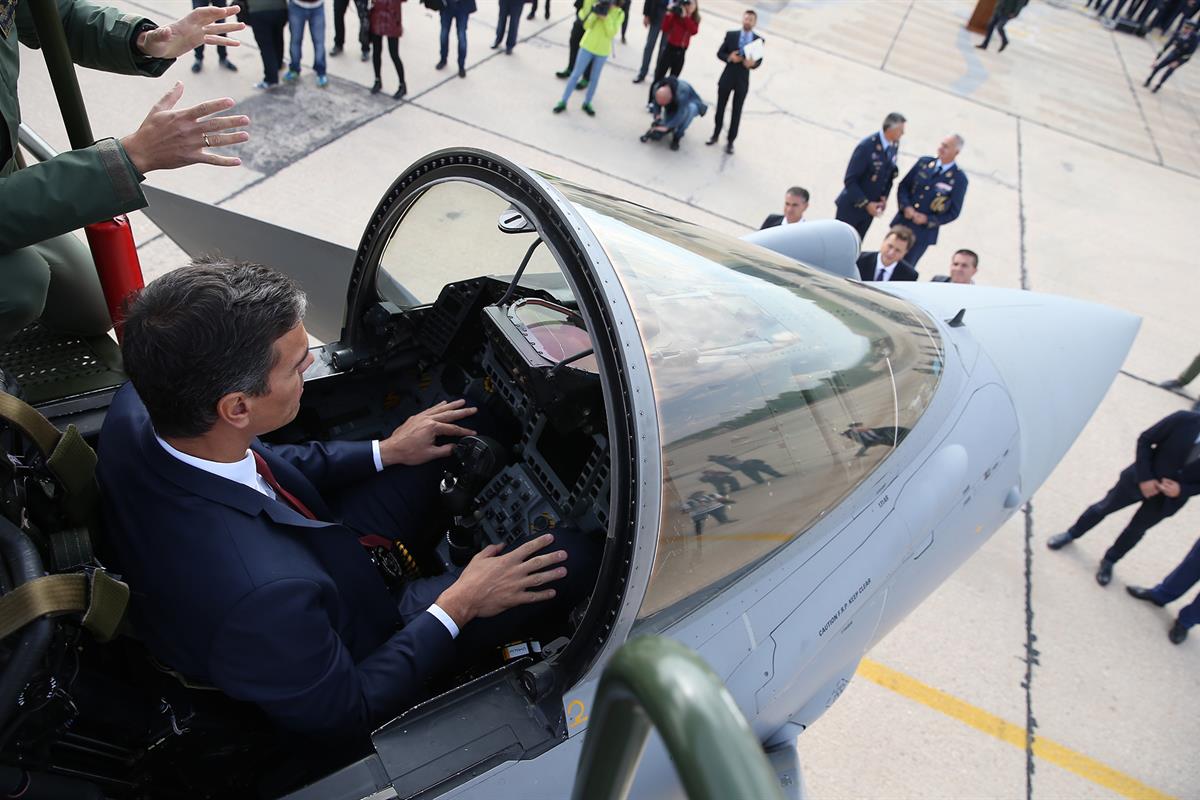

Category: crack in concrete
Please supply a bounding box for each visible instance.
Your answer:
[1017,118,1030,292]
[881,0,915,72]
[1109,28,1165,165]
[1021,500,1039,800]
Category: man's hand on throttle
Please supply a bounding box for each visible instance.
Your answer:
[120,82,250,173]
[137,4,245,60]
[378,399,477,467]
[1139,479,1161,498]
[436,534,567,627]
[1158,478,1182,498]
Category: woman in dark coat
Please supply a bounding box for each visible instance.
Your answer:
[369,0,407,98]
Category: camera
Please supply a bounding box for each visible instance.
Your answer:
[668,1,684,14]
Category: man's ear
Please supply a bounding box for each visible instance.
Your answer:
[216,392,252,430]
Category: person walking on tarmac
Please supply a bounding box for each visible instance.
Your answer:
[0,1,250,346]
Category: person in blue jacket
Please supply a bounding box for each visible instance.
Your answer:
[834,112,906,241]
[888,134,969,269]
[98,259,599,740]
[640,76,707,150]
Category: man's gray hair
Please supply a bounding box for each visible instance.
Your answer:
[951,134,965,151]
[882,112,907,131]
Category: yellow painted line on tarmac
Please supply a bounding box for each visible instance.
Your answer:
[856,658,1176,800]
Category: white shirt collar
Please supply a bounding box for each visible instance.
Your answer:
[155,434,276,499]
[779,216,804,226]
[879,131,891,149]
[874,252,897,281]
[937,159,956,172]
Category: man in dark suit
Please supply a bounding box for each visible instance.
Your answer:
[705,9,762,155]
[930,248,979,284]
[760,186,809,229]
[889,134,969,269]
[855,224,918,282]
[1048,410,1200,586]
[98,260,596,740]
[1127,534,1200,644]
[834,112,906,241]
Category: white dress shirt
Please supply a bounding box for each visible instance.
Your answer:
[874,252,899,282]
[154,435,459,638]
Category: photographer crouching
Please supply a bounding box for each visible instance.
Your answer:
[640,76,707,150]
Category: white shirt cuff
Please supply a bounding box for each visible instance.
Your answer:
[427,603,460,639]
[371,440,384,472]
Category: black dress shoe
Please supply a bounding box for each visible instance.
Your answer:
[491,39,502,49]
[1095,559,1114,586]
[705,135,718,146]
[1046,531,1074,550]
[1126,586,1166,606]
[725,141,734,154]
[436,59,448,70]
[632,74,646,83]
[1168,619,1188,644]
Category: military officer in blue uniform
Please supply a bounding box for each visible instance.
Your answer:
[834,111,906,241]
[889,134,968,269]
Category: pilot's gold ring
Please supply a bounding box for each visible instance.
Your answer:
[202,133,212,148]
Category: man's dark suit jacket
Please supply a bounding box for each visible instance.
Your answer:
[717,29,763,88]
[1132,410,1200,513]
[760,213,782,229]
[856,251,918,282]
[97,384,455,739]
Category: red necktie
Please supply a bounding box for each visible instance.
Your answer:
[252,451,318,520]
[251,451,397,553]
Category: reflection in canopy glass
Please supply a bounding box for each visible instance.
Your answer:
[552,180,943,618]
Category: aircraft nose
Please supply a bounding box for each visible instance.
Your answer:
[885,285,1140,494]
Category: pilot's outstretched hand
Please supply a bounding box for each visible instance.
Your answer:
[435,534,567,627]
[379,399,477,467]
[120,82,250,173]
[136,4,245,60]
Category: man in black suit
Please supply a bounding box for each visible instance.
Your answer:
[1048,410,1200,586]
[706,9,762,155]
[930,248,979,284]
[761,186,809,229]
[834,112,906,241]
[98,260,597,740]
[856,224,918,282]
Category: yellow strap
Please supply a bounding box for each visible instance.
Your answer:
[0,574,86,640]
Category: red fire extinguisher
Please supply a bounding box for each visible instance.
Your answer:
[84,215,144,342]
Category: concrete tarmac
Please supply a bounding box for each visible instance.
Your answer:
[17,0,1200,797]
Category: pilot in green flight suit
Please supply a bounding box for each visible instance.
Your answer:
[0,0,249,344]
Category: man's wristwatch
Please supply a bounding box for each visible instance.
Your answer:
[130,20,159,62]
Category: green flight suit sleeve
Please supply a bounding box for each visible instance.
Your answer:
[0,138,146,253]
[16,0,174,77]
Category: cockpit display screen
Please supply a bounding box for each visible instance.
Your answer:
[508,299,598,373]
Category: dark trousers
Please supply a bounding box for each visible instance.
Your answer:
[648,43,686,101]
[1149,49,1187,87]
[371,34,405,85]
[562,17,593,79]
[333,0,370,52]
[1146,536,1200,629]
[496,0,524,50]
[248,8,288,84]
[637,15,664,78]
[1068,466,1180,563]
[440,6,471,68]
[335,460,601,662]
[980,12,1009,48]
[192,0,229,61]
[835,207,873,241]
[904,227,936,268]
[711,78,747,143]
[527,0,549,18]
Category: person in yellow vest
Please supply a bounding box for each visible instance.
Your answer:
[552,0,625,116]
